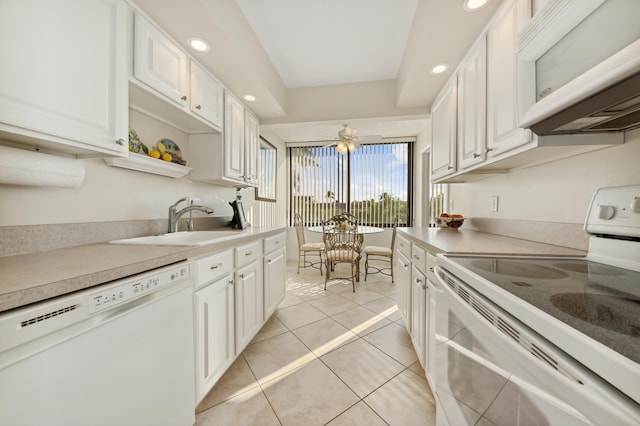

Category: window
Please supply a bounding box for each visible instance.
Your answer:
[428,182,446,227]
[290,141,413,226]
[255,137,277,202]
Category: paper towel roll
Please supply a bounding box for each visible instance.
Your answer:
[0,145,85,189]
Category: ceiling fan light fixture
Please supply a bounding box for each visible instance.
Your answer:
[347,142,357,152]
[463,0,489,12]
[336,141,348,154]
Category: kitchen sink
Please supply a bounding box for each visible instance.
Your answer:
[109,230,247,247]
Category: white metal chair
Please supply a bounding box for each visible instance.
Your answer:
[363,215,398,283]
[322,212,363,292]
[294,213,324,275]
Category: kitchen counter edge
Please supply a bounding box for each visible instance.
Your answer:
[397,227,587,257]
[0,227,285,313]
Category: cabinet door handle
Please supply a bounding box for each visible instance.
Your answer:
[267,259,272,264]
[195,104,202,110]
[116,138,125,146]
[473,153,480,158]
[429,267,434,272]
[447,166,453,170]
[274,240,280,244]
[539,87,552,98]
[245,251,253,256]
[210,263,222,270]
[238,273,245,279]
[413,255,420,260]
[486,148,494,153]
[229,279,234,285]
[403,263,409,268]
[181,95,188,101]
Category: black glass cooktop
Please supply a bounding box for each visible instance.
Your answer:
[445,256,640,364]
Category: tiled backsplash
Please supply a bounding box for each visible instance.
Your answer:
[0,217,232,257]
[2,216,588,257]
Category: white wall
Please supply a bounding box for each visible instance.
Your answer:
[253,129,288,228]
[413,120,432,227]
[449,129,640,224]
[0,109,241,226]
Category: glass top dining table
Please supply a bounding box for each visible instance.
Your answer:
[306,225,385,234]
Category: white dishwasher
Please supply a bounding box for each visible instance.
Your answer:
[0,261,196,426]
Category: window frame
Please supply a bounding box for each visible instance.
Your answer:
[288,139,414,227]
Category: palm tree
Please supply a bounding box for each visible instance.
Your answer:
[378,192,395,221]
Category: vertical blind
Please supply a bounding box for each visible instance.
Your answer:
[290,141,412,227]
[429,182,446,226]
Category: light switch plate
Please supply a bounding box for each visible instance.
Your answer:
[491,196,499,212]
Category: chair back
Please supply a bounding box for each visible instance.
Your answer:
[294,213,306,248]
[322,213,362,260]
[390,214,399,252]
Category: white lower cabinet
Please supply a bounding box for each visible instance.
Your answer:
[194,272,235,402]
[425,253,438,394]
[397,237,439,393]
[395,250,411,331]
[193,232,287,403]
[410,265,427,367]
[235,260,263,353]
[264,233,286,318]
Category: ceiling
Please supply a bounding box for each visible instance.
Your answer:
[133,0,503,143]
[235,0,418,89]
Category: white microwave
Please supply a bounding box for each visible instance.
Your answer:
[516,0,640,136]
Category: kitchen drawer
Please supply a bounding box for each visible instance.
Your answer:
[411,244,427,274]
[426,253,437,283]
[235,241,262,268]
[194,250,234,289]
[396,235,411,258]
[264,232,286,254]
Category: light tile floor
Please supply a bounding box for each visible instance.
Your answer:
[195,261,436,426]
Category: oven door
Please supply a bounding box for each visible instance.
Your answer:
[434,265,640,426]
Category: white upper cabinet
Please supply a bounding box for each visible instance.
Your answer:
[430,0,618,183]
[133,12,189,109]
[244,110,260,186]
[457,36,487,170]
[131,11,224,133]
[431,76,457,180]
[224,94,246,182]
[0,0,128,157]
[189,92,259,187]
[190,62,224,130]
[486,0,532,156]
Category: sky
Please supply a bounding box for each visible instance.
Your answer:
[292,143,409,203]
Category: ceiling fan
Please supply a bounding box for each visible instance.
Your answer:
[327,124,381,154]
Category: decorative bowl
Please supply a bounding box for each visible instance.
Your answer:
[435,216,465,229]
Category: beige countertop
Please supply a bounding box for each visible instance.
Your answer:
[1,226,586,313]
[0,227,285,313]
[397,227,587,257]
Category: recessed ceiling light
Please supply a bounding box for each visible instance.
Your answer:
[430,64,449,75]
[463,0,489,11]
[188,37,210,52]
[244,94,257,102]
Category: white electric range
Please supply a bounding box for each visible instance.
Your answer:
[434,185,640,425]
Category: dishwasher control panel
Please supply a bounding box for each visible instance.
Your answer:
[88,264,190,314]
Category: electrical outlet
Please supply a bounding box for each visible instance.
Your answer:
[491,196,499,212]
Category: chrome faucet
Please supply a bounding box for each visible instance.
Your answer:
[168,197,214,233]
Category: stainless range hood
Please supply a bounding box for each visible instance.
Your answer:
[530,72,640,136]
[517,0,640,137]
